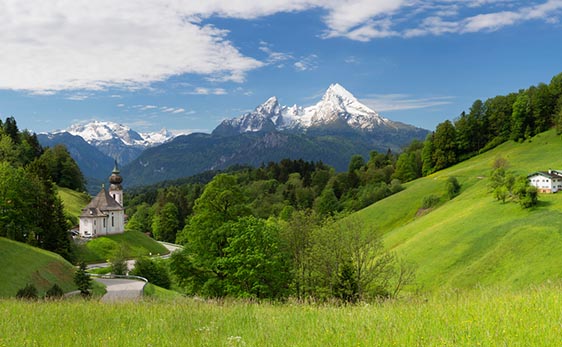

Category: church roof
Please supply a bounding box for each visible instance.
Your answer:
[80,188,123,217]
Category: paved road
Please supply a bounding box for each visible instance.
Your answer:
[89,241,183,302]
[95,278,146,302]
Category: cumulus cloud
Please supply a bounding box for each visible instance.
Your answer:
[0,1,263,93]
[405,0,562,37]
[1,0,560,93]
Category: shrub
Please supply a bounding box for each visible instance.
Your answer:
[421,195,440,209]
[45,284,64,299]
[16,284,38,300]
[446,176,461,199]
[131,257,171,289]
[111,256,128,275]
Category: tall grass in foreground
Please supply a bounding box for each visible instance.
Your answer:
[1,284,562,346]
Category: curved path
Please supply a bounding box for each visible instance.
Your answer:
[95,278,146,302]
[91,241,182,302]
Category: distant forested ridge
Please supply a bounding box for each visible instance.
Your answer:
[408,72,562,177]
[0,117,84,261]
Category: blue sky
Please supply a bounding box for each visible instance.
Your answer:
[1,0,562,134]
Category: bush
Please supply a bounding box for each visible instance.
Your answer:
[45,284,64,299]
[446,177,461,199]
[111,256,128,275]
[421,195,440,209]
[131,257,171,289]
[16,284,38,300]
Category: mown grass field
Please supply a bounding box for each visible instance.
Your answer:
[2,283,562,346]
[0,237,77,297]
[57,186,91,219]
[75,230,169,263]
[354,130,562,291]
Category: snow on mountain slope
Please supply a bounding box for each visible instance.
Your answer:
[61,120,175,147]
[213,83,402,136]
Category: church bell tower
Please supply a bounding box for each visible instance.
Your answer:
[109,160,123,206]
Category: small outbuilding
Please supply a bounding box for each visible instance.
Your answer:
[528,170,562,193]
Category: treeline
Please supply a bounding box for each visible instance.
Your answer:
[166,174,413,301]
[126,154,406,243]
[393,72,562,179]
[0,117,84,261]
[125,157,416,301]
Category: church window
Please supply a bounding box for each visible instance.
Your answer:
[103,218,106,228]
[112,216,114,227]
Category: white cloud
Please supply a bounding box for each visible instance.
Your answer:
[1,0,560,94]
[140,105,157,110]
[0,1,263,93]
[65,93,91,101]
[259,41,294,67]
[294,55,318,71]
[191,87,228,95]
[405,0,562,37]
[172,108,185,114]
[362,94,455,112]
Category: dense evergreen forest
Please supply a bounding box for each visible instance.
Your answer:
[0,117,84,261]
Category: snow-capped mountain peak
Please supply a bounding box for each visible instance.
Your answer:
[213,83,415,136]
[322,83,358,104]
[255,96,280,115]
[61,120,175,147]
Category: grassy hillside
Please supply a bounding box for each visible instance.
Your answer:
[57,186,91,219]
[0,238,77,297]
[76,231,169,263]
[354,129,562,291]
[1,284,562,346]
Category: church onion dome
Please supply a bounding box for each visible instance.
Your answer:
[109,160,123,186]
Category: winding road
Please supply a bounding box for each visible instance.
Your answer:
[92,241,182,302]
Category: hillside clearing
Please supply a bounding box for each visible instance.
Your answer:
[353,130,562,291]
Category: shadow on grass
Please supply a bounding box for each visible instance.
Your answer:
[535,199,553,208]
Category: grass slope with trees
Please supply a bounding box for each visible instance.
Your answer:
[0,237,77,297]
[356,129,562,291]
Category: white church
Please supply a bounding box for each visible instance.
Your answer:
[79,162,125,238]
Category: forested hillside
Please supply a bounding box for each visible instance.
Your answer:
[0,117,84,261]
[393,72,562,181]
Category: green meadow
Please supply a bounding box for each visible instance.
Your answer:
[0,237,77,297]
[2,284,562,346]
[74,230,169,263]
[354,129,562,291]
[57,187,91,219]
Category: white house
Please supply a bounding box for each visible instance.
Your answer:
[528,170,562,193]
[79,162,125,237]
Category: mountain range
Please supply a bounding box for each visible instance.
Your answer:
[39,84,429,189]
[213,83,415,136]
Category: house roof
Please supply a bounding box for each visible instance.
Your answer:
[80,188,123,217]
[528,171,562,179]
